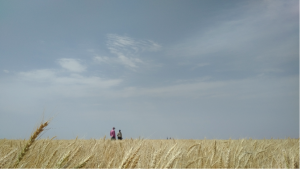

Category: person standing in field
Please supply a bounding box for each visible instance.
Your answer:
[117,130,122,140]
[110,127,116,140]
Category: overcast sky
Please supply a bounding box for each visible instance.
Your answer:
[0,0,298,140]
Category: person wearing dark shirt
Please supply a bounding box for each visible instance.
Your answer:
[117,130,122,140]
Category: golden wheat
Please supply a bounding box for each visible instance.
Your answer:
[0,121,299,168]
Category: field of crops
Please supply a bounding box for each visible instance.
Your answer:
[0,121,299,168]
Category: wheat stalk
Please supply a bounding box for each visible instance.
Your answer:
[74,154,93,168]
[225,149,231,168]
[155,143,177,169]
[163,151,181,168]
[13,120,49,167]
[130,154,141,168]
[185,158,199,168]
[219,151,223,168]
[119,147,134,168]
[149,149,159,168]
[0,148,17,163]
[56,150,71,168]
[0,148,17,168]
[187,143,201,157]
[124,143,142,168]
[42,148,58,168]
[106,157,115,168]
[164,143,177,160]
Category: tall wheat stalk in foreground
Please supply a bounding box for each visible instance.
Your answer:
[13,120,49,167]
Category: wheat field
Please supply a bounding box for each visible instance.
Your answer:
[0,121,299,168]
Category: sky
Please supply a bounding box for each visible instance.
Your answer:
[0,0,298,140]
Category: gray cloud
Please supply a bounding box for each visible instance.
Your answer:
[167,0,298,78]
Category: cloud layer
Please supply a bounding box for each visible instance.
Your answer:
[94,34,161,68]
[57,58,86,72]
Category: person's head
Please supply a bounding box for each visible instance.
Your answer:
[119,130,121,132]
[113,127,115,130]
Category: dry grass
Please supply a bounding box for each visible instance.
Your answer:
[0,122,299,168]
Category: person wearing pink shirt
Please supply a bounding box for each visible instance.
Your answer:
[110,127,116,140]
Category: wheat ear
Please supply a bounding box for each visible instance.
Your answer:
[68,145,82,163]
[0,148,17,163]
[218,152,223,168]
[119,147,134,168]
[56,150,71,168]
[164,143,177,160]
[42,148,58,168]
[0,148,17,168]
[155,145,170,168]
[290,152,295,169]
[74,154,93,168]
[163,151,181,168]
[13,120,49,167]
[106,157,115,168]
[130,154,141,168]
[213,140,217,159]
[225,149,231,168]
[149,149,159,168]
[124,143,142,168]
[187,143,200,157]
[185,158,199,168]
